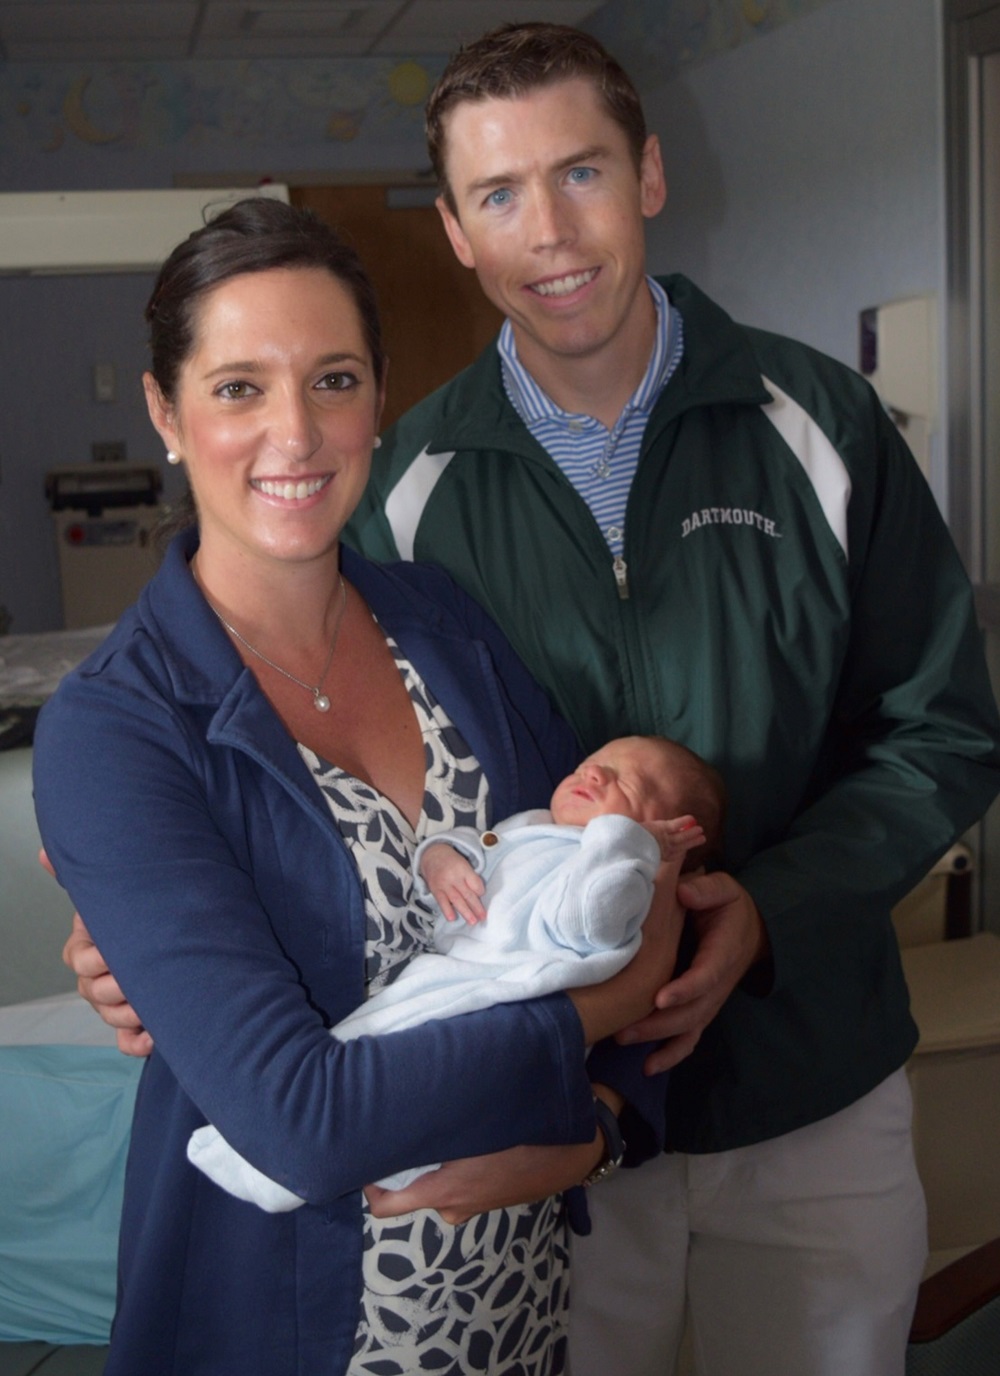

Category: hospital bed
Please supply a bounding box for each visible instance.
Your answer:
[0,627,133,1371]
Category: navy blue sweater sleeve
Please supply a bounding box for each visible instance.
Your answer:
[33,544,595,1203]
[585,1038,667,1163]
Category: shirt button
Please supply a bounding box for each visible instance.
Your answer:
[481,831,500,847]
[568,420,584,433]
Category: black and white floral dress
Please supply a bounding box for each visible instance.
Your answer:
[299,637,570,1376]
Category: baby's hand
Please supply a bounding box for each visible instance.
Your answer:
[643,816,705,864]
[420,843,487,924]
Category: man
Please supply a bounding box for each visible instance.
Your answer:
[67,21,1000,1376]
[344,22,1000,1376]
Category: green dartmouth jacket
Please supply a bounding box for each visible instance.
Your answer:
[347,274,1000,1154]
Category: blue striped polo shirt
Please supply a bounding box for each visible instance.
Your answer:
[498,277,684,558]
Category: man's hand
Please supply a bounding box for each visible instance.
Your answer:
[41,850,150,1057]
[365,1138,602,1225]
[61,908,153,1058]
[617,871,769,1074]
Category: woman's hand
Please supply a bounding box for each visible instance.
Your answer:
[365,1084,623,1224]
[365,1140,602,1225]
[566,856,686,1046]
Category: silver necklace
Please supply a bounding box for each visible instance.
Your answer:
[209,575,347,713]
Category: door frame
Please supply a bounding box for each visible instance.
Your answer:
[945,0,1000,581]
[945,0,1000,929]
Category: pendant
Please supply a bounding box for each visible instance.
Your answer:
[314,693,331,712]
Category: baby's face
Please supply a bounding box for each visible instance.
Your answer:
[550,738,673,828]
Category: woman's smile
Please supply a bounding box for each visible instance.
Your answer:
[250,474,333,502]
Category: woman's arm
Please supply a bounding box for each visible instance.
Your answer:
[34,677,597,1205]
[368,860,687,1221]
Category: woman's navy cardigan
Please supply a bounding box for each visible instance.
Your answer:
[34,532,600,1376]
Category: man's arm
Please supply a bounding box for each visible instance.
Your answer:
[43,846,153,1057]
[61,909,154,1056]
[620,395,1000,1075]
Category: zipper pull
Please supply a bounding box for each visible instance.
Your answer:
[612,556,630,600]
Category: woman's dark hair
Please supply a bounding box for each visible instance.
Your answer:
[146,195,386,403]
[147,196,386,542]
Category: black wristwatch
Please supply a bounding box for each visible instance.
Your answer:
[582,1096,626,1186]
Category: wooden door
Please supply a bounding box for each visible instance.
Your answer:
[292,185,503,428]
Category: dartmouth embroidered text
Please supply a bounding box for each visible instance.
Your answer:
[681,508,781,538]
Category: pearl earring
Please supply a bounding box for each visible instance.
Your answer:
[373,437,382,450]
[166,450,181,465]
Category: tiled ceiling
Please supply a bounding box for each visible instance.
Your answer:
[0,1,605,61]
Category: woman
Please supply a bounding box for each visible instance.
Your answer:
[33,198,679,1376]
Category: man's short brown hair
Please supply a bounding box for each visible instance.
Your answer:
[426,22,648,212]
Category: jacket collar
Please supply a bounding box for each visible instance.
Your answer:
[134,531,336,827]
[654,274,773,413]
[421,274,772,459]
[136,531,432,707]
[134,530,519,824]
[137,528,246,709]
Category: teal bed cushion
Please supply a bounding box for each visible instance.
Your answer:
[0,1045,140,1344]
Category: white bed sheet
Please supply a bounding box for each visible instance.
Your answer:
[0,993,118,1047]
[0,625,112,708]
[0,750,76,1008]
[0,624,114,1009]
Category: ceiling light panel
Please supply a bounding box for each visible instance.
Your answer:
[373,0,604,55]
[196,2,403,57]
[0,0,610,63]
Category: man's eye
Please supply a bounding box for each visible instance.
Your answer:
[487,188,513,207]
[567,167,596,184]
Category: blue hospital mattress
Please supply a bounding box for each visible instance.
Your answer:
[0,1045,140,1344]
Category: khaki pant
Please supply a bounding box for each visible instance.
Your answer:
[568,1069,927,1376]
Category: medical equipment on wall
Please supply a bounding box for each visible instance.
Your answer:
[45,464,163,629]
[859,295,937,475]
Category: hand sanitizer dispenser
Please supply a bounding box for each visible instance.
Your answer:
[859,295,937,474]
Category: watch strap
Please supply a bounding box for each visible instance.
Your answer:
[583,1096,626,1186]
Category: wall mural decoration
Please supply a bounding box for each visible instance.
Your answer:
[0,57,443,184]
[0,1,838,183]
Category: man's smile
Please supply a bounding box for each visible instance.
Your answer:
[528,268,599,298]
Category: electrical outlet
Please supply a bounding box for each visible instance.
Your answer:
[92,441,127,464]
[94,362,116,402]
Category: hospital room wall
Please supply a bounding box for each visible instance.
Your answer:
[643,0,946,505]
